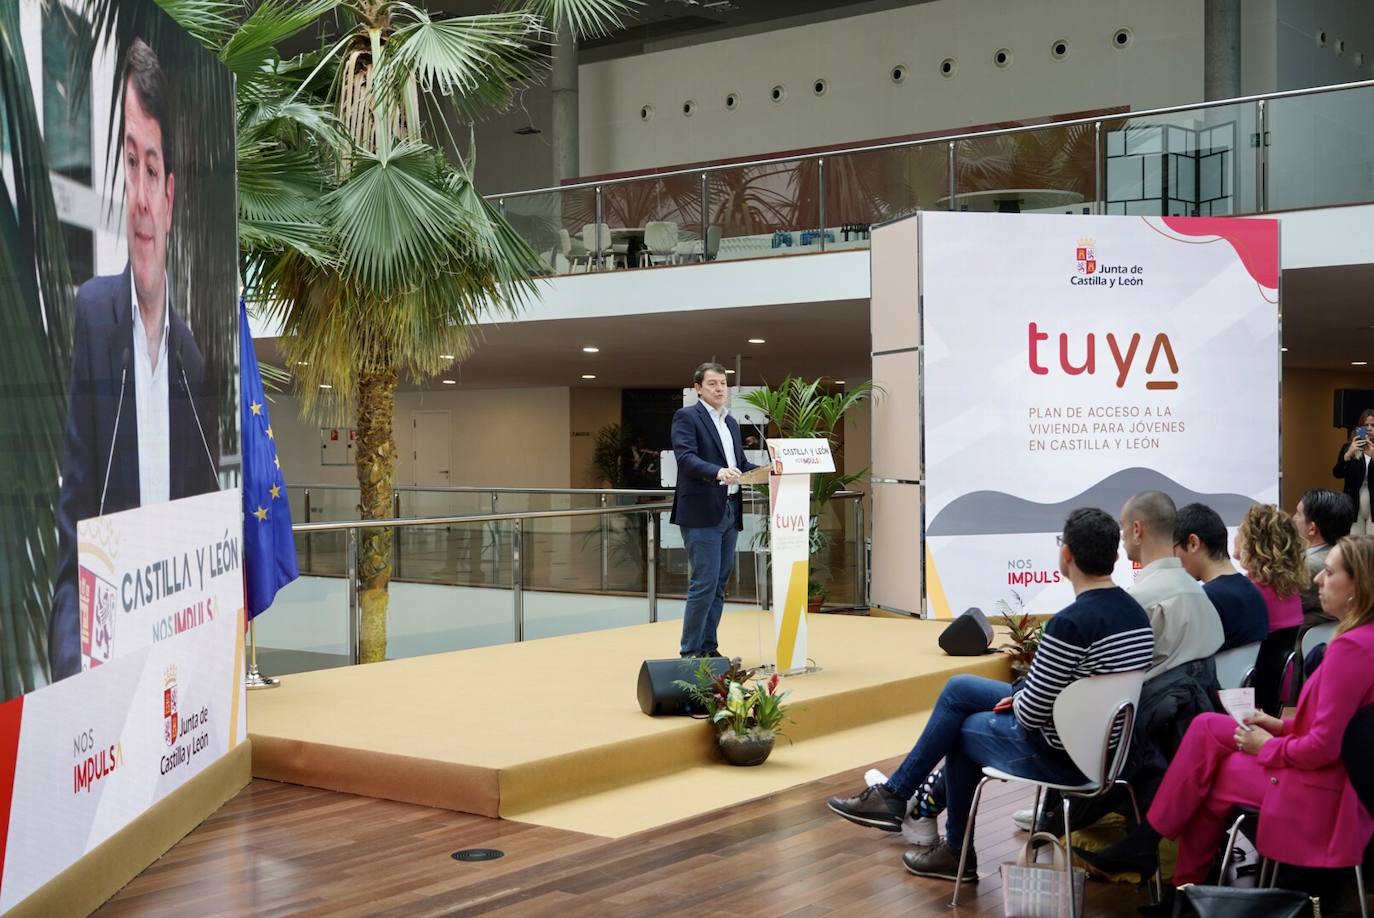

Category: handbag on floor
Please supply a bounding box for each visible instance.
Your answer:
[1001,832,1086,918]
[1170,883,1317,918]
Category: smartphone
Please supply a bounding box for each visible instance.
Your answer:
[1358,426,1369,442]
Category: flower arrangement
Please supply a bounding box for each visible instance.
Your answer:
[675,657,792,741]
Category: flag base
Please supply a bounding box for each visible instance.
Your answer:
[245,663,281,690]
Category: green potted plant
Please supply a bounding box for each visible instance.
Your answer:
[739,377,877,611]
[676,658,792,766]
[995,593,1044,680]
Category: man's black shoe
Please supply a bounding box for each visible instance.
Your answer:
[1073,838,1158,881]
[826,784,905,831]
[902,843,978,882]
[705,650,725,658]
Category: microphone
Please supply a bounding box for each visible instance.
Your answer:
[175,340,218,487]
[99,347,131,516]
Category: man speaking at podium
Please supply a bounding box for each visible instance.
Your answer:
[671,362,758,658]
[48,39,218,682]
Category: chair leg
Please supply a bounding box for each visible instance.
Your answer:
[950,776,991,908]
[1119,781,1163,904]
[1356,863,1368,918]
[1217,813,1246,886]
[1063,796,1079,918]
[1029,785,1044,834]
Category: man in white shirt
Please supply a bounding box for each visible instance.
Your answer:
[1120,490,1224,680]
[50,38,218,681]
[669,363,758,657]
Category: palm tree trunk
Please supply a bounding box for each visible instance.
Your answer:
[355,366,397,663]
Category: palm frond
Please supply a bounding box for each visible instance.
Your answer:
[219,0,342,81]
[509,0,638,40]
[152,0,240,51]
[374,7,545,118]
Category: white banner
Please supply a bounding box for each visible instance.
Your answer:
[0,490,246,911]
[766,439,834,671]
[921,212,1279,618]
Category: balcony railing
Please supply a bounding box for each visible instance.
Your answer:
[487,79,1374,275]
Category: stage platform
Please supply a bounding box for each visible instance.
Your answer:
[247,610,1009,838]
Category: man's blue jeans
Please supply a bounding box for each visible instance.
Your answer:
[679,500,738,655]
[883,674,1084,848]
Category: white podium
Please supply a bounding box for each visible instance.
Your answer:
[742,438,835,673]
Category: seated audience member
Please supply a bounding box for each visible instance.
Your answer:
[1235,504,1309,714]
[1076,535,1374,893]
[1173,503,1268,650]
[826,509,1153,882]
[1121,491,1225,679]
[1333,408,1374,536]
[1293,488,1356,627]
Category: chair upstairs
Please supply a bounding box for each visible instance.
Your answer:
[642,221,679,266]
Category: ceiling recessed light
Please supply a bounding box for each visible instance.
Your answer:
[1281,347,1289,352]
[296,361,309,366]
[442,379,456,385]
[318,384,332,389]
[725,369,735,375]
[582,346,600,353]
[748,338,766,344]
[1354,361,1369,366]
[581,374,597,379]
[835,380,847,385]
[440,353,456,360]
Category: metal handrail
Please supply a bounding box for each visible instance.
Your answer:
[291,500,672,533]
[487,78,1374,199]
[291,483,672,496]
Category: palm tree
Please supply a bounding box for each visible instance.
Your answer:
[157,0,632,663]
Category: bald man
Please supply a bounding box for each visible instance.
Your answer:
[1120,491,1224,679]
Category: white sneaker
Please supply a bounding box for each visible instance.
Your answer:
[901,814,939,847]
[1012,808,1036,832]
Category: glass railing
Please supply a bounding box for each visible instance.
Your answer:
[488,79,1374,275]
[258,487,867,673]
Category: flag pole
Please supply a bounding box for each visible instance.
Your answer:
[244,620,280,689]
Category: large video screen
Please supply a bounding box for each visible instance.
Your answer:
[0,1,243,908]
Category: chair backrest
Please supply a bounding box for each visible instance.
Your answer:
[581,223,611,253]
[1342,704,1374,813]
[1051,670,1145,786]
[1301,621,1338,657]
[704,224,722,257]
[645,221,678,252]
[1214,641,1263,690]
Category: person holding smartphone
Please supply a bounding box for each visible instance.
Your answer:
[1334,408,1374,536]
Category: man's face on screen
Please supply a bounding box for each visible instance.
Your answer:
[123,78,174,308]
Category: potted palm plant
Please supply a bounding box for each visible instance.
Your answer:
[676,658,792,766]
[739,377,876,611]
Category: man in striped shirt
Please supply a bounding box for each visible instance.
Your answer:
[826,508,1154,882]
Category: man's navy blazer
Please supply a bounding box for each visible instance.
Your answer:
[669,400,757,530]
[49,265,219,681]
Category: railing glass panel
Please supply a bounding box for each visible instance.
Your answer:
[1267,85,1374,211]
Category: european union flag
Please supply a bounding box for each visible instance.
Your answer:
[240,300,298,619]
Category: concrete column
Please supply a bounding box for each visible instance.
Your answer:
[551,26,579,183]
[1204,0,1242,101]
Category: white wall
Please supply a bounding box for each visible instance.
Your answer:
[271,386,574,490]
[1275,0,1374,92]
[577,0,1204,177]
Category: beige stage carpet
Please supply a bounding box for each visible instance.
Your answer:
[248,610,1008,838]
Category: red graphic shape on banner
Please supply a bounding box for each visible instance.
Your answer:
[1160,217,1278,289]
[0,694,25,896]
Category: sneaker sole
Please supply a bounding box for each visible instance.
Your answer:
[902,861,979,883]
[826,800,901,831]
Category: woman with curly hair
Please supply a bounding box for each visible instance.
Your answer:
[1236,504,1309,713]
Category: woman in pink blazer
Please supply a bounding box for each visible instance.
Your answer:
[1077,534,1374,886]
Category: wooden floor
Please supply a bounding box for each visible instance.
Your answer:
[97,757,1151,917]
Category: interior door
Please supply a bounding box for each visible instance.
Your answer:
[411,410,452,485]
